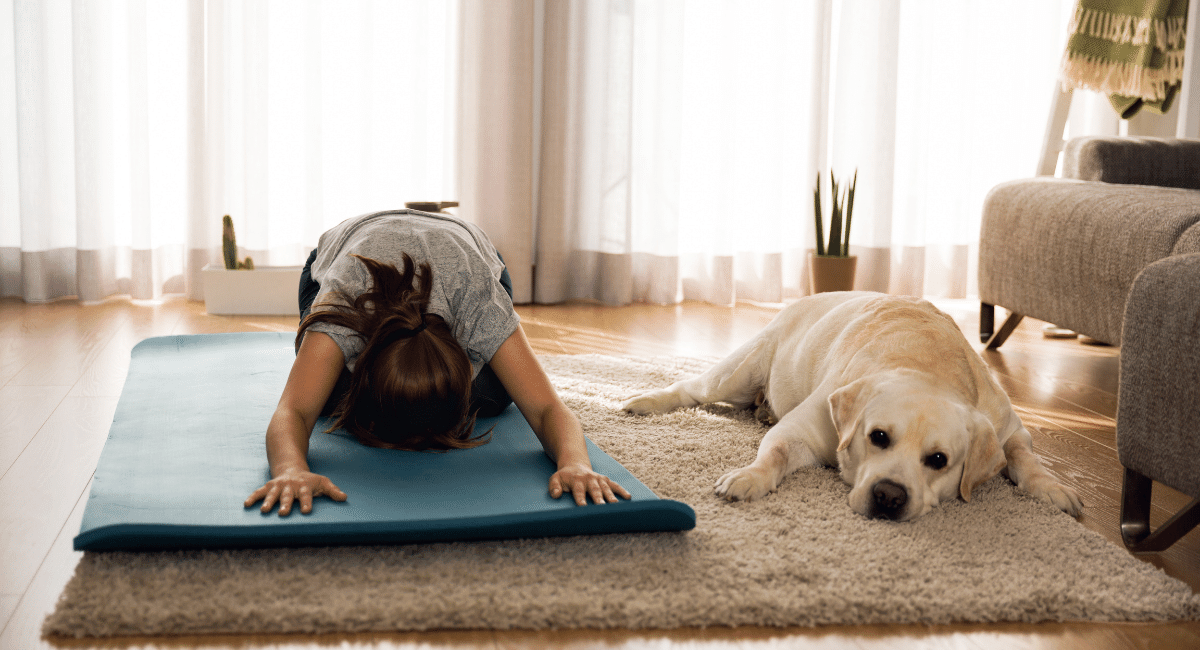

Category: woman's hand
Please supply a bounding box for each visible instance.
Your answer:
[248,332,347,517]
[549,462,632,506]
[490,327,633,507]
[244,469,348,516]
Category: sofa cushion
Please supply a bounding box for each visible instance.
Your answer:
[1172,221,1200,256]
[979,178,1200,345]
[1063,137,1200,190]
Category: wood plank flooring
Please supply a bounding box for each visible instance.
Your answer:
[0,295,1197,650]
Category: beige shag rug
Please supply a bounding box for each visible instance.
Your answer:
[45,355,1200,637]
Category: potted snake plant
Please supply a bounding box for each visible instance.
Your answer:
[810,169,857,293]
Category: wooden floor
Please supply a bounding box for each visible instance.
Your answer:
[0,295,1197,650]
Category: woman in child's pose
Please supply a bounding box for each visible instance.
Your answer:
[244,209,630,516]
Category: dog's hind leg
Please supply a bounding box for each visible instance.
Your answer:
[621,336,774,415]
[753,390,777,425]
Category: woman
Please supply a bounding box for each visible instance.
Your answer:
[244,209,630,516]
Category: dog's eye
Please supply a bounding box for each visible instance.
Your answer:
[868,429,889,449]
[924,452,948,470]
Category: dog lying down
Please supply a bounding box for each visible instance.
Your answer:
[622,291,1083,522]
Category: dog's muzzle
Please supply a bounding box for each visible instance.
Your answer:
[869,479,908,520]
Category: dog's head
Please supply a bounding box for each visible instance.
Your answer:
[828,369,1006,522]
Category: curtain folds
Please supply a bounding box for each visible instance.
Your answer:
[2,0,458,303]
[460,0,1078,306]
[5,0,1077,306]
[456,0,536,304]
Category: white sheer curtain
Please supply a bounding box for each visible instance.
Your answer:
[6,0,1081,306]
[1,0,457,303]
[469,0,1077,305]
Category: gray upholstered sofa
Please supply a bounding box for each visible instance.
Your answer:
[978,136,1200,552]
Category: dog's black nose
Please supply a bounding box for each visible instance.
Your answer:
[870,479,908,519]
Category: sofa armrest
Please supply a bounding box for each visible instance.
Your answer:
[1063,137,1200,191]
[979,178,1200,345]
[1117,253,1200,499]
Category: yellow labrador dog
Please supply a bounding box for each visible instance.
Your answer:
[622,292,1083,521]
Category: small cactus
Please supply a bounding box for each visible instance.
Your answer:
[221,215,256,270]
[222,215,238,270]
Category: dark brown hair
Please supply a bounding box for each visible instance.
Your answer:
[296,253,488,451]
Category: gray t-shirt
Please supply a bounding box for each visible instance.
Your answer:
[306,210,519,377]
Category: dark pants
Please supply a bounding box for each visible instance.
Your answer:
[298,248,514,418]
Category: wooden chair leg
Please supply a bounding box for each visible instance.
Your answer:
[980,303,995,343]
[984,311,1024,350]
[1121,467,1200,554]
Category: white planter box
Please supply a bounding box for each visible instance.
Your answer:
[202,264,303,316]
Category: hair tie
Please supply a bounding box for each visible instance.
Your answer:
[380,317,428,347]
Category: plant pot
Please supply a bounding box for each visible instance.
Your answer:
[809,254,857,294]
[202,264,304,315]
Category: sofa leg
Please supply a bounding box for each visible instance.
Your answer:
[1120,466,1200,554]
[980,303,994,343]
[984,311,1023,350]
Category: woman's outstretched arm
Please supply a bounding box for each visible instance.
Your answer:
[490,326,632,505]
[244,331,348,515]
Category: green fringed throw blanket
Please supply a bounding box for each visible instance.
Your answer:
[1061,0,1190,118]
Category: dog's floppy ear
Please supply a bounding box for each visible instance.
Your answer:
[959,409,1006,502]
[828,377,873,452]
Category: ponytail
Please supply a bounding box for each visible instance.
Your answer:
[297,253,487,451]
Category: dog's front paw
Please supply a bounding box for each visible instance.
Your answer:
[621,390,682,415]
[1022,475,1084,517]
[714,465,777,502]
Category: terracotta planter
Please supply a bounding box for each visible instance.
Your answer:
[809,254,857,294]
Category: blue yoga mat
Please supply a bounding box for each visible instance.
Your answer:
[75,333,695,551]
